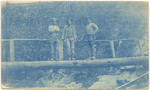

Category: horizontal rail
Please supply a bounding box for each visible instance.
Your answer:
[1,38,148,41]
[1,38,148,62]
[2,56,148,69]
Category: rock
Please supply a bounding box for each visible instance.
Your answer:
[116,79,129,86]
[58,74,75,85]
[66,82,82,89]
[117,71,138,81]
[89,75,118,89]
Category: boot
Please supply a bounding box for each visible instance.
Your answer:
[71,53,75,60]
[91,57,95,60]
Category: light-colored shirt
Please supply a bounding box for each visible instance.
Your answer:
[49,25,60,32]
[86,23,99,34]
[63,25,76,40]
[48,25,60,40]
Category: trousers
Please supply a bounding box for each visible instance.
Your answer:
[64,37,75,59]
[86,34,96,58]
[50,39,60,60]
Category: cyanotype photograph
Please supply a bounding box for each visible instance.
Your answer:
[1,1,149,89]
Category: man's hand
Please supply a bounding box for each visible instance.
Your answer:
[60,37,63,41]
[92,23,99,33]
[74,36,77,42]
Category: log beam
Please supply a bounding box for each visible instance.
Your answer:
[2,56,148,69]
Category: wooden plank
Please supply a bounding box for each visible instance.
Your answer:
[10,40,14,62]
[138,40,144,56]
[110,41,116,58]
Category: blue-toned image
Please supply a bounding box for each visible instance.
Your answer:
[1,1,149,89]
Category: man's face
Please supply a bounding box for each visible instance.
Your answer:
[53,20,57,25]
[88,19,91,23]
[67,20,71,25]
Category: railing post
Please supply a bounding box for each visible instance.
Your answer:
[110,41,116,58]
[138,40,144,56]
[59,40,63,60]
[10,40,15,61]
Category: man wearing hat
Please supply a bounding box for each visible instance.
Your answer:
[49,18,61,60]
[85,16,99,60]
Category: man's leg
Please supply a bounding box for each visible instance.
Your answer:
[88,35,96,60]
[55,40,60,60]
[91,34,96,60]
[66,39,71,60]
[91,40,96,60]
[53,41,56,60]
[87,40,92,59]
[70,40,75,60]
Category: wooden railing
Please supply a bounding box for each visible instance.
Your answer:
[1,38,148,62]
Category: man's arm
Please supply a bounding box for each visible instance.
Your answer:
[49,25,54,33]
[92,23,99,33]
[73,26,77,38]
[62,26,67,40]
[49,26,51,32]
[73,25,77,42]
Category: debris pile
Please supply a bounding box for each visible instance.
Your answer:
[35,65,148,89]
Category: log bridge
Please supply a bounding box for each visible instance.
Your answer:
[1,38,149,69]
[2,56,148,69]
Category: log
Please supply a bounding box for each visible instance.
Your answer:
[2,56,148,69]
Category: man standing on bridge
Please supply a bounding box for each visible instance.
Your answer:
[85,16,99,60]
[62,19,77,60]
[49,18,61,61]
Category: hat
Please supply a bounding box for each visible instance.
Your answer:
[66,19,72,22]
[52,18,57,21]
[86,16,90,20]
